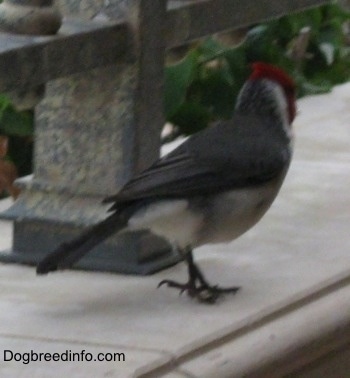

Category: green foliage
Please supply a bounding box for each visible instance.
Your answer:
[0,94,33,176]
[0,3,349,181]
[165,3,350,135]
[0,95,34,137]
[164,50,199,118]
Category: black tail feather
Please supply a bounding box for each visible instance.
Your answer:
[36,213,127,275]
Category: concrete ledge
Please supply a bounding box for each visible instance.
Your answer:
[0,83,349,377]
[139,272,350,377]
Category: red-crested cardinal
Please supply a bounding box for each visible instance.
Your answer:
[37,62,296,304]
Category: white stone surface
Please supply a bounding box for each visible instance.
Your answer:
[0,83,349,377]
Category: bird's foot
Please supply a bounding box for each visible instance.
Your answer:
[158,248,240,303]
[158,279,239,304]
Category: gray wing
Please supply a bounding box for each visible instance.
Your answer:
[104,115,291,208]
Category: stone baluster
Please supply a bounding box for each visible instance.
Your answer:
[0,0,179,274]
[0,0,62,35]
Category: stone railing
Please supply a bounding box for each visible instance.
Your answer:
[0,0,330,273]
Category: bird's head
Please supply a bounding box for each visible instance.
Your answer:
[235,62,297,128]
[249,62,296,123]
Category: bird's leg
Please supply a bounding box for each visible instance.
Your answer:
[158,247,240,304]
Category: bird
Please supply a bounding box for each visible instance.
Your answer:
[36,62,297,304]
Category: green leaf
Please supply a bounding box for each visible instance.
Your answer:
[313,59,350,85]
[193,67,237,118]
[164,50,199,118]
[198,37,227,63]
[322,3,350,23]
[169,101,211,135]
[243,24,285,64]
[301,79,333,96]
[164,2,350,137]
[0,94,11,114]
[0,107,34,136]
[8,135,33,177]
[224,44,249,88]
[317,19,343,64]
[319,42,335,65]
[285,8,322,36]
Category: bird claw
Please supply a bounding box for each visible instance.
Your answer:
[157,279,188,294]
[158,279,240,304]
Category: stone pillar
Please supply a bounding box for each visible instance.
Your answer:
[0,0,62,35]
[0,0,179,274]
[0,0,61,109]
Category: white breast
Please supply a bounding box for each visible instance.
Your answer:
[197,176,286,246]
[127,173,286,249]
[128,199,203,248]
